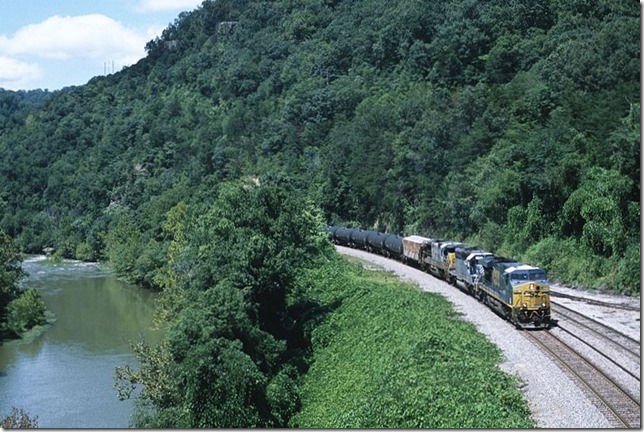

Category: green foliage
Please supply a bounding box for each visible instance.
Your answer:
[505,196,547,256]
[266,365,301,425]
[6,289,46,334]
[116,180,333,428]
[0,0,639,421]
[613,243,640,294]
[0,231,28,338]
[74,241,95,262]
[0,0,638,292]
[0,2,636,426]
[559,167,631,258]
[521,235,639,295]
[102,207,167,289]
[291,257,534,428]
[0,231,25,314]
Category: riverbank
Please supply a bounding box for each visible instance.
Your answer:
[1,255,68,346]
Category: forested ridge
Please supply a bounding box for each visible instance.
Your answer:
[0,0,639,426]
[0,0,639,293]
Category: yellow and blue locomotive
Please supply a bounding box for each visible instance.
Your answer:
[474,256,551,328]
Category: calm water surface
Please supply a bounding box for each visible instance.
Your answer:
[0,256,161,428]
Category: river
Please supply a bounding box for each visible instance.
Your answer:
[0,256,161,428]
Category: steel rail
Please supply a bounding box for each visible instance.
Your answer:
[551,301,640,359]
[524,330,640,428]
[555,323,640,382]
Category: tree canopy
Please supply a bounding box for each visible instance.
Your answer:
[0,0,637,293]
[0,0,638,426]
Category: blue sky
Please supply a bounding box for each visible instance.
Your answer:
[0,0,204,91]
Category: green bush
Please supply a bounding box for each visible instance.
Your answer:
[266,366,301,425]
[6,289,46,334]
[291,257,534,428]
[611,242,640,295]
[523,234,642,294]
[74,241,96,262]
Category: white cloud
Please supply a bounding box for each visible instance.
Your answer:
[0,14,148,64]
[136,0,203,13]
[0,56,43,90]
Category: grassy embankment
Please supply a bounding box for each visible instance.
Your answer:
[292,255,534,428]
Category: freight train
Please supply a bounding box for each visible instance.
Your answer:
[325,225,551,329]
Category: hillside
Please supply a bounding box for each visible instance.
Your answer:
[0,1,639,290]
[0,0,639,427]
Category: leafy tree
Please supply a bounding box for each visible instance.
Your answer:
[6,288,46,334]
[116,180,332,427]
[559,167,631,257]
[0,231,25,324]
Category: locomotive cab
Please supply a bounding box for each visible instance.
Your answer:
[507,266,551,328]
[477,257,551,329]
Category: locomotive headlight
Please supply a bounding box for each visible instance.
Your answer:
[541,303,546,308]
[522,303,527,308]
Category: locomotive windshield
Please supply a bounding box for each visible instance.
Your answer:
[509,269,547,284]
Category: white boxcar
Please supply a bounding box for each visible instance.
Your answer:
[402,235,432,263]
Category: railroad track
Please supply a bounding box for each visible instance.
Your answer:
[550,290,640,312]
[524,329,641,428]
[551,301,640,361]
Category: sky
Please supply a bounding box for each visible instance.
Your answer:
[0,0,204,91]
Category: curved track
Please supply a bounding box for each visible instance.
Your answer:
[551,301,640,360]
[523,330,640,428]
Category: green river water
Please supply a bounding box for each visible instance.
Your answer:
[0,256,161,428]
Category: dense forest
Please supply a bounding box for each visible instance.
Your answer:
[0,0,639,293]
[0,0,639,427]
[0,0,639,294]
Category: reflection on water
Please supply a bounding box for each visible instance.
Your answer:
[0,256,161,428]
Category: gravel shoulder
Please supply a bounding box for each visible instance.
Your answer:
[335,246,640,428]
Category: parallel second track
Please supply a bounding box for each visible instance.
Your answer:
[524,330,640,428]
